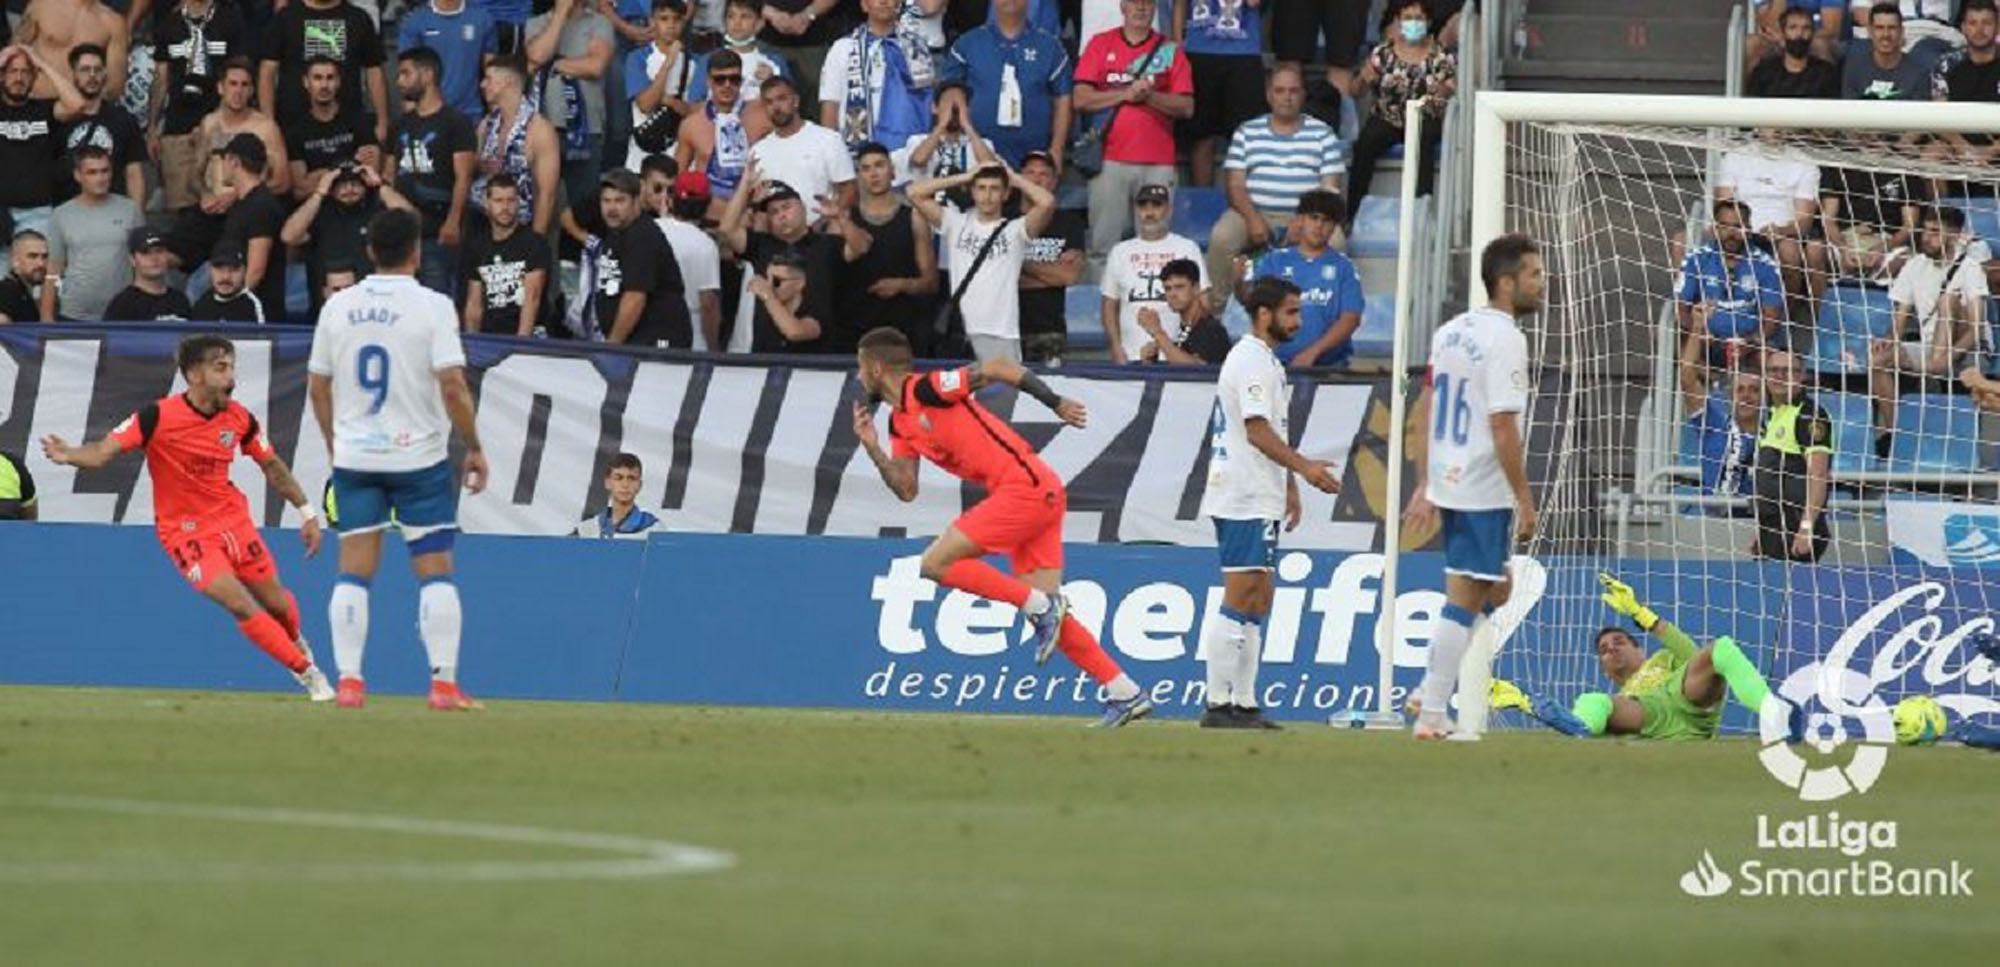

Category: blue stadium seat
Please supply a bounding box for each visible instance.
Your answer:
[1352,292,1396,359]
[1171,187,1230,249]
[1944,196,2000,246]
[1808,284,1893,376]
[1347,195,1404,258]
[1064,284,1106,352]
[1820,391,1878,475]
[1887,394,1982,472]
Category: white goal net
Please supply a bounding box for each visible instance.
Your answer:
[1452,95,2000,736]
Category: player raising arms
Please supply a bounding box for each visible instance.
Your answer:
[308,208,489,711]
[1199,278,1343,729]
[1494,573,1799,741]
[1403,234,1542,740]
[851,327,1155,727]
[42,335,335,701]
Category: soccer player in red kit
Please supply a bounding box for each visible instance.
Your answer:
[851,327,1154,726]
[41,334,337,700]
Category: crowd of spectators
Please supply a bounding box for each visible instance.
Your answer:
[0,0,1466,373]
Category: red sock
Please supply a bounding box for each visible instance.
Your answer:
[1057,617,1123,685]
[940,559,1032,607]
[272,590,301,642]
[239,611,308,673]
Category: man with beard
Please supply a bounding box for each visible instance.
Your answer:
[281,161,416,319]
[260,0,389,145]
[0,45,88,237]
[717,158,867,353]
[1747,6,1840,99]
[745,74,854,215]
[148,0,251,212]
[16,0,130,102]
[103,228,194,320]
[55,43,146,206]
[195,59,288,201]
[1674,200,1786,367]
[1871,205,1987,452]
[286,56,381,203]
[190,243,268,322]
[587,168,691,348]
[460,174,549,336]
[0,229,50,322]
[472,57,561,237]
[390,46,476,297]
[674,49,770,217]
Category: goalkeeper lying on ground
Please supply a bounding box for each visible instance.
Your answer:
[1493,573,1796,740]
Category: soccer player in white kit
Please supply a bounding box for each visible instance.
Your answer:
[1198,277,1344,729]
[1403,234,1545,740]
[306,208,492,711]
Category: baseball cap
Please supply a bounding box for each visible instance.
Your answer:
[209,242,246,268]
[1134,183,1171,205]
[672,170,712,200]
[599,168,642,197]
[127,227,170,253]
[758,180,802,209]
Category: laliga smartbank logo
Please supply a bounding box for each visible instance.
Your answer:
[1674,659,1973,900]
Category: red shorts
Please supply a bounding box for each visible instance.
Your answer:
[157,516,276,592]
[954,483,1067,575]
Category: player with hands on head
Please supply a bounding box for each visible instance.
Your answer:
[41,334,335,701]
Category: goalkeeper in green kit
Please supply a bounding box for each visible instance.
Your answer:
[1493,573,1801,741]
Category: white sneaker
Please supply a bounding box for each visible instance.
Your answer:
[296,664,336,702]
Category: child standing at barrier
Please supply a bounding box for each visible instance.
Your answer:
[41,334,336,701]
[850,326,1155,727]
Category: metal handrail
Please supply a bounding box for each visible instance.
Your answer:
[1726,3,1746,99]
[1636,463,2000,495]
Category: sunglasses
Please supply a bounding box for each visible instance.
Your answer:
[709,74,744,86]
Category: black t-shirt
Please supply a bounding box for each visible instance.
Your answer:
[461,223,551,334]
[740,229,840,346]
[305,194,382,283]
[393,106,477,236]
[0,99,59,208]
[55,106,146,203]
[191,289,271,322]
[836,202,925,351]
[261,2,383,127]
[1822,166,1929,235]
[1020,209,1085,338]
[103,285,195,321]
[1943,53,2000,103]
[750,288,823,353]
[1746,56,1840,100]
[286,106,376,175]
[759,0,853,48]
[595,219,691,348]
[0,272,39,322]
[155,3,252,135]
[222,183,289,319]
[1176,315,1232,364]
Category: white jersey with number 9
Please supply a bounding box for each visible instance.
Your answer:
[1424,306,1529,512]
[307,274,467,473]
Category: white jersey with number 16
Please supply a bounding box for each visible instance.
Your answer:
[306,274,467,474]
[1424,306,1529,512]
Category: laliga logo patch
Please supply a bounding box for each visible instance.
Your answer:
[218,430,235,448]
[1757,662,1893,802]
[939,369,962,392]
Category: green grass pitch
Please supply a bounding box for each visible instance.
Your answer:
[1,686,1995,964]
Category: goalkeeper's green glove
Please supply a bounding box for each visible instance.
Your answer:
[1598,572,1660,632]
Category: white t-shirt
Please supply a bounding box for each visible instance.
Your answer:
[306,274,467,473]
[1717,151,1820,234]
[1889,243,1990,347]
[940,207,1029,339]
[1201,335,1289,522]
[657,216,721,350]
[1424,306,1530,512]
[747,122,856,209]
[1100,233,1206,357]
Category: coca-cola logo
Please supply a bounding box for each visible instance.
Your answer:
[1818,582,1999,719]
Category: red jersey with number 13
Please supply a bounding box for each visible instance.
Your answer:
[109,394,273,532]
[889,368,1054,493]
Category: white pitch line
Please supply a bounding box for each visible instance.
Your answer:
[0,794,735,883]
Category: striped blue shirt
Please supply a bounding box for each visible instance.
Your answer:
[1224,114,1345,215]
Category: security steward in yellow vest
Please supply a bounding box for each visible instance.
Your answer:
[1752,351,1832,561]
[0,449,36,520]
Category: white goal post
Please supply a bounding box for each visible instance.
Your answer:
[1375,91,2000,737]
